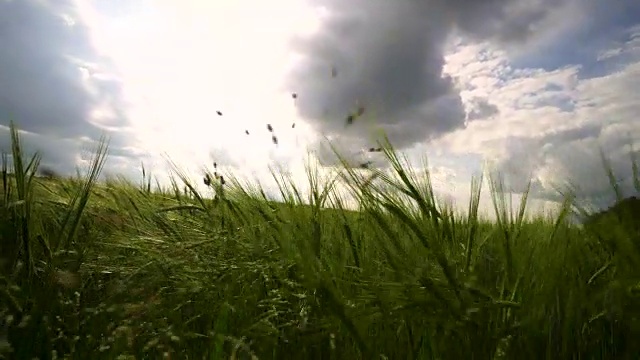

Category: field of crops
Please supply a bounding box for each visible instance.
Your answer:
[1,123,639,359]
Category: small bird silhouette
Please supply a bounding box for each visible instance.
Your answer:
[245,130,250,135]
[292,123,296,128]
[272,135,278,145]
[267,124,273,132]
[216,111,223,116]
[292,93,297,99]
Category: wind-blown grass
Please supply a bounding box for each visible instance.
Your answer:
[0,121,639,359]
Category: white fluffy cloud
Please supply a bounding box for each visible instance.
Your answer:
[435,25,640,209]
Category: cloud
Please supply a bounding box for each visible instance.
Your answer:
[0,0,136,174]
[2,0,637,220]
[466,97,499,122]
[285,0,593,166]
[435,24,640,209]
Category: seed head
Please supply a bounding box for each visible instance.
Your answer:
[345,114,354,126]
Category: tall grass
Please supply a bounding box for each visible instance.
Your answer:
[0,123,638,359]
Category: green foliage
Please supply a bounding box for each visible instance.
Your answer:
[0,124,638,359]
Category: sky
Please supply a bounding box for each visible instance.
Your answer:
[0,0,639,218]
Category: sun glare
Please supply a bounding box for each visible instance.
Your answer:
[74,0,323,181]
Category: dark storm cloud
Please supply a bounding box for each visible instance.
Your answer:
[287,0,583,165]
[0,0,134,172]
[509,1,640,72]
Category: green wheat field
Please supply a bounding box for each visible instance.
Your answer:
[1,122,639,359]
